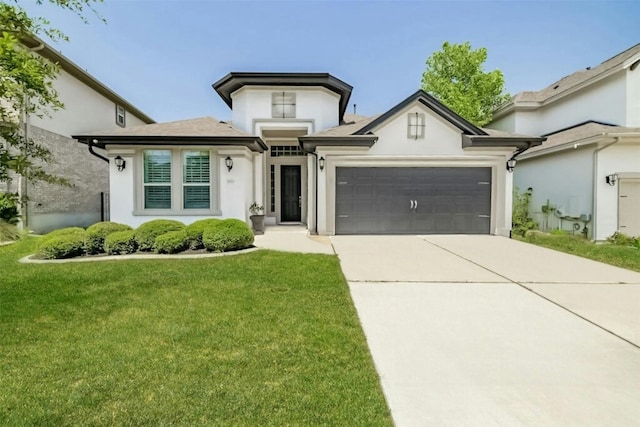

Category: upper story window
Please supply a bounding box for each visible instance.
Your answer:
[116,104,126,127]
[272,92,296,118]
[407,112,425,139]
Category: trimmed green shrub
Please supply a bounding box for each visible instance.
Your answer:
[0,220,21,242]
[154,230,189,254]
[42,227,85,241]
[85,221,133,254]
[203,219,254,252]
[134,219,185,251]
[37,231,87,259]
[0,192,20,225]
[104,230,138,255]
[185,218,221,250]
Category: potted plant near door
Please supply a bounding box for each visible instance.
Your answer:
[249,202,265,235]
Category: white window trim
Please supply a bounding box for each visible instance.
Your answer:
[133,147,221,216]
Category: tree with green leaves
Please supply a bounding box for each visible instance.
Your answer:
[421,41,510,127]
[0,0,103,187]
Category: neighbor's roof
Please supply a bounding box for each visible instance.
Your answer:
[497,43,640,112]
[521,121,640,157]
[23,36,155,124]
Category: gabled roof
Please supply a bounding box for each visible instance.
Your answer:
[499,43,640,111]
[299,90,543,152]
[520,121,640,158]
[23,36,155,124]
[354,90,488,136]
[212,72,353,122]
[72,117,267,152]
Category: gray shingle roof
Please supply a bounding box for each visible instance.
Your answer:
[310,114,381,137]
[77,116,253,137]
[512,43,640,103]
[525,121,640,155]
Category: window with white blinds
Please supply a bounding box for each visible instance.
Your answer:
[183,151,210,209]
[272,92,296,118]
[144,150,172,209]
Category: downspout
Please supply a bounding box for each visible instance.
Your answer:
[592,136,620,241]
[301,145,319,235]
[87,138,109,163]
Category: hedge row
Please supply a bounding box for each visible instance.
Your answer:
[36,219,254,259]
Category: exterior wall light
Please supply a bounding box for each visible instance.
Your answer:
[114,155,126,172]
[319,156,325,171]
[506,158,517,172]
[225,156,233,172]
[606,174,618,186]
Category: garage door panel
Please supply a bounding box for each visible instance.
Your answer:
[336,167,492,235]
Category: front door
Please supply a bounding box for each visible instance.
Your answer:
[281,165,301,222]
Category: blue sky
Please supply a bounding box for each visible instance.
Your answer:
[22,0,640,123]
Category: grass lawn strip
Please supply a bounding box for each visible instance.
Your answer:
[0,238,392,426]
[518,234,640,272]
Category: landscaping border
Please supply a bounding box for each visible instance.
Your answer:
[20,247,260,264]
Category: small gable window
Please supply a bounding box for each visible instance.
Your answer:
[272,92,296,118]
[407,112,425,140]
[116,104,126,127]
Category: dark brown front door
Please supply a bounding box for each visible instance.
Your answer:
[281,165,301,222]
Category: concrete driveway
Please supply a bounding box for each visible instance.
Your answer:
[331,235,640,426]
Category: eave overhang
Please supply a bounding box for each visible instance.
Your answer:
[299,135,378,153]
[462,135,546,150]
[212,72,353,121]
[73,135,268,152]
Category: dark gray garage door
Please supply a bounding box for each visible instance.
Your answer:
[335,167,491,234]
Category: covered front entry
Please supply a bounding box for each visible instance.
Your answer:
[335,167,492,234]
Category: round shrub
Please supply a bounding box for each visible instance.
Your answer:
[37,231,87,259]
[42,227,85,241]
[154,230,189,254]
[104,230,137,255]
[85,221,132,254]
[134,219,185,252]
[203,219,254,252]
[185,218,221,250]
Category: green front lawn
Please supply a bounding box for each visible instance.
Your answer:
[0,239,391,426]
[518,233,640,272]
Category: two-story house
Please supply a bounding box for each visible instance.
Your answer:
[1,37,154,233]
[73,72,542,236]
[489,44,640,240]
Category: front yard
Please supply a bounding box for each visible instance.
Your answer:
[0,239,391,426]
[518,233,640,272]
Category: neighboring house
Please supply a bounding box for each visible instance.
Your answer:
[73,72,542,236]
[489,44,640,240]
[0,37,154,233]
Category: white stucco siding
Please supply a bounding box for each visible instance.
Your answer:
[514,148,594,234]
[230,87,340,134]
[107,147,255,229]
[370,104,464,156]
[487,113,516,133]
[30,70,148,137]
[594,142,640,240]
[627,67,640,126]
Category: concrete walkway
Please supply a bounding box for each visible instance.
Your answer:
[332,235,640,426]
[253,225,334,254]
